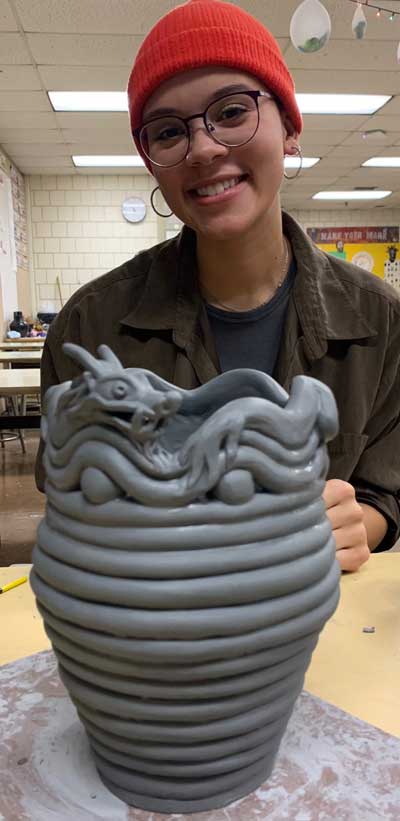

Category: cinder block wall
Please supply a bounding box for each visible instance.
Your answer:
[27,173,158,313]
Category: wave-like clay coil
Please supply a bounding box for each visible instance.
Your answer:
[31,343,340,813]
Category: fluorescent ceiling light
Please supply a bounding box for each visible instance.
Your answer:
[313,190,392,200]
[49,91,128,111]
[73,155,319,170]
[285,156,319,169]
[362,157,400,167]
[296,94,390,115]
[50,92,390,116]
[72,155,145,167]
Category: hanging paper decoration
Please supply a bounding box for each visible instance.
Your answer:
[352,4,367,39]
[290,0,332,53]
[397,41,400,63]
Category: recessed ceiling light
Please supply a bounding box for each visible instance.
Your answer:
[313,190,392,200]
[362,157,400,167]
[296,94,391,115]
[285,156,320,169]
[49,91,127,111]
[72,155,145,167]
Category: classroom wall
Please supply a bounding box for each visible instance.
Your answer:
[26,173,400,313]
[11,164,30,317]
[27,173,159,314]
[0,168,17,332]
[0,148,30,334]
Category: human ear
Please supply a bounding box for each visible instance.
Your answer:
[284,134,301,157]
[280,112,300,154]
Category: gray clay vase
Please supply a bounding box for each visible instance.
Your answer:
[31,343,341,814]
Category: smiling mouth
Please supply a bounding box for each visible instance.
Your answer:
[190,174,248,198]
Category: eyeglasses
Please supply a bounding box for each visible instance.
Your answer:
[134,90,274,168]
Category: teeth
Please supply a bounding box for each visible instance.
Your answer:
[196,177,241,197]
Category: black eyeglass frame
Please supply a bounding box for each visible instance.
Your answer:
[133,89,274,168]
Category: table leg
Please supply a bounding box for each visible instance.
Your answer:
[10,394,26,454]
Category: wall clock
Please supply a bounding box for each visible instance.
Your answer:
[121,196,147,223]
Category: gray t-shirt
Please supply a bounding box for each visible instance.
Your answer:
[206,260,296,376]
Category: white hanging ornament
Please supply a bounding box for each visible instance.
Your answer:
[397,41,400,63]
[352,4,367,40]
[290,0,332,53]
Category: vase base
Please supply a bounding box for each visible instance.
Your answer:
[97,756,277,814]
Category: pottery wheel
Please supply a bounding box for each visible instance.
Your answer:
[1,651,399,820]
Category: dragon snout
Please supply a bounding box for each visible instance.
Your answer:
[126,391,182,441]
[158,390,181,417]
[131,406,155,432]
[130,404,165,441]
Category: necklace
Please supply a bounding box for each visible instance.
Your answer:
[201,237,290,313]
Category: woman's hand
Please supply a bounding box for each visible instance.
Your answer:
[323,479,370,572]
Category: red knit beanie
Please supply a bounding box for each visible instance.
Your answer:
[128,0,302,167]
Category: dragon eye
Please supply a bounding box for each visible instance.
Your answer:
[112,383,127,399]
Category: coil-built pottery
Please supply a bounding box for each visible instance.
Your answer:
[31,343,340,814]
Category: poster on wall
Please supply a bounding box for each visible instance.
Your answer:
[306,226,400,293]
[0,171,18,324]
[0,173,10,259]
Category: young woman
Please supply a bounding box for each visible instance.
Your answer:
[36,0,400,571]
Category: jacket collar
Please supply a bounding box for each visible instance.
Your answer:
[120,227,201,351]
[121,211,378,361]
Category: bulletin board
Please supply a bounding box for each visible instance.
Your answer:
[306,226,400,293]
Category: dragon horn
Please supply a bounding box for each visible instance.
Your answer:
[63,343,104,376]
[97,344,123,370]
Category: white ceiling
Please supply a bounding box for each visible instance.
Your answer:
[1,0,400,209]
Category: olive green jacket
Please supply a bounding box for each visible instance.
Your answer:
[36,212,400,550]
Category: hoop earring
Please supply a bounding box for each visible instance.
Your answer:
[150,186,173,218]
[284,145,303,180]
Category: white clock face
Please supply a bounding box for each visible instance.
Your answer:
[122,196,147,223]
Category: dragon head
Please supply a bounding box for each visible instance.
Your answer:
[58,343,182,443]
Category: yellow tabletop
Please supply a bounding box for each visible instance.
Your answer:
[0,565,50,664]
[0,350,42,365]
[1,555,399,737]
[0,340,45,349]
[305,552,400,736]
[0,367,40,395]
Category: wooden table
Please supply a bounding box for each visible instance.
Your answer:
[0,367,40,396]
[0,554,399,738]
[0,350,42,366]
[305,553,400,736]
[0,339,45,350]
[0,368,41,441]
[0,566,47,663]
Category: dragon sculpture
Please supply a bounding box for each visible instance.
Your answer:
[42,343,338,507]
[32,343,341,814]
